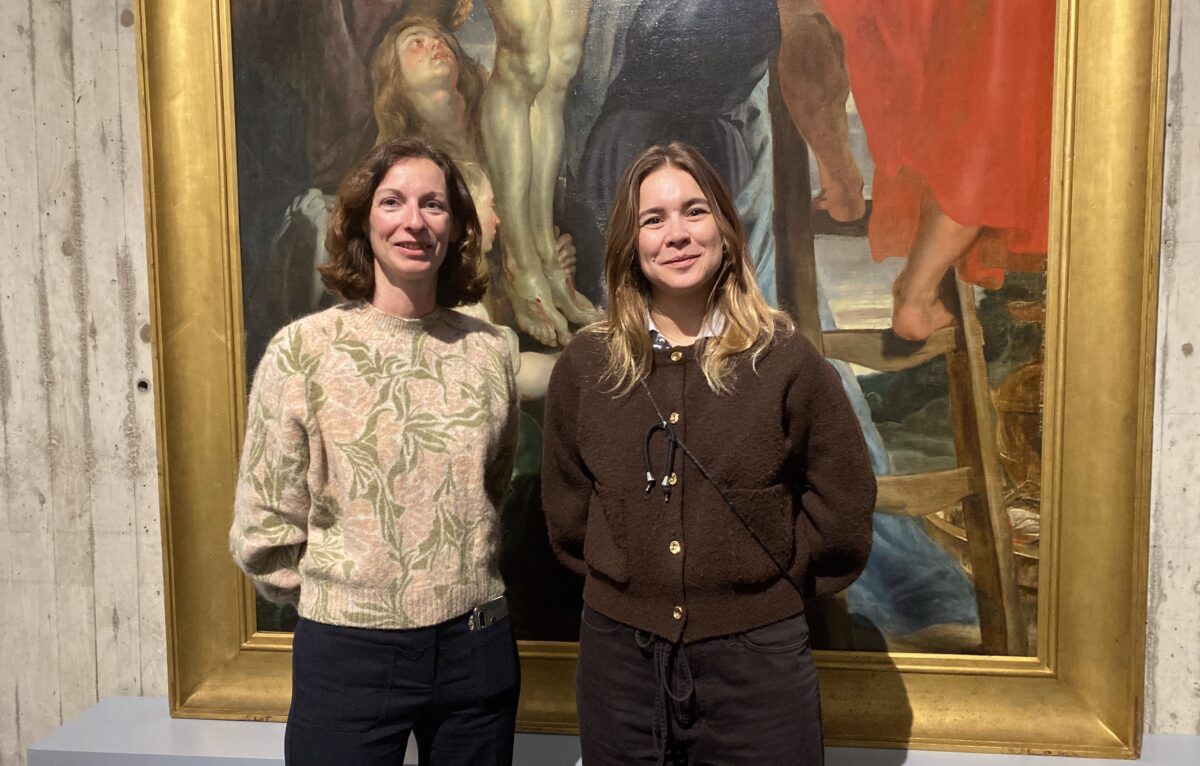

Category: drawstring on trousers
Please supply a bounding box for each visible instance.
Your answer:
[636,629,694,765]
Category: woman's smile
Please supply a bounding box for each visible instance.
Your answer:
[658,252,702,268]
[367,157,452,288]
[636,166,724,303]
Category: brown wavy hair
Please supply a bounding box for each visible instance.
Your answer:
[370,16,487,161]
[320,137,486,307]
[595,142,792,395]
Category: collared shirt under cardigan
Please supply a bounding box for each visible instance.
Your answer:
[541,326,877,643]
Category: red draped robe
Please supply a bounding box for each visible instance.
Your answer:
[819,0,1056,287]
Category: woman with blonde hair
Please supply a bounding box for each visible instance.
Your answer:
[542,142,877,764]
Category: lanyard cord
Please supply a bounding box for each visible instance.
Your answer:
[638,381,808,600]
[643,420,679,502]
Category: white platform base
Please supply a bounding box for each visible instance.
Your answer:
[27,697,1200,765]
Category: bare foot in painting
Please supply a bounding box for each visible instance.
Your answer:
[812,160,867,222]
[888,192,980,341]
[891,273,956,341]
[506,269,570,347]
[547,275,600,325]
[892,295,956,341]
[543,231,600,325]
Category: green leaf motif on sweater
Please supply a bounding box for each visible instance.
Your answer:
[305,379,326,419]
[249,448,306,519]
[410,466,460,571]
[346,584,412,627]
[337,403,410,548]
[238,514,298,552]
[305,578,334,623]
[333,339,405,385]
[276,325,321,379]
[305,542,341,573]
[235,308,512,629]
[339,434,382,503]
[411,334,448,402]
[241,400,272,475]
[402,411,457,456]
[240,541,299,576]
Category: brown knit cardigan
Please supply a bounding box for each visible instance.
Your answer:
[541,328,876,643]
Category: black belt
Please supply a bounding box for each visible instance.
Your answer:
[468,595,508,631]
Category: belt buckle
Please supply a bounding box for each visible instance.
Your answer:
[468,596,508,631]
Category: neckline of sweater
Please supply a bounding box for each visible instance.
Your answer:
[345,300,445,338]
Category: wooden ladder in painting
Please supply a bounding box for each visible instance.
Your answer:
[768,71,1026,656]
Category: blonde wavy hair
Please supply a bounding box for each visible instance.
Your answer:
[596,142,792,396]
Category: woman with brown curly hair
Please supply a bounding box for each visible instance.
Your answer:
[543,142,877,764]
[231,137,520,765]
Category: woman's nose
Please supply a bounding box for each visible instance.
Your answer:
[664,216,689,246]
[401,203,425,231]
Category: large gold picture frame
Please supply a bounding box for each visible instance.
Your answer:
[138,0,1166,754]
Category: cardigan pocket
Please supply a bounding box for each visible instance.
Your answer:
[583,484,630,584]
[721,484,796,586]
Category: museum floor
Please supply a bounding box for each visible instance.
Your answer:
[27,697,1199,765]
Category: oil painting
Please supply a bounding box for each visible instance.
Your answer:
[143,0,1162,748]
[231,0,1051,657]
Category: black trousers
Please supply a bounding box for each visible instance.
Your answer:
[577,606,823,765]
[285,613,520,766]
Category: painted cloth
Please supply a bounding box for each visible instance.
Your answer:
[230,300,519,629]
[820,0,1055,287]
[542,328,876,643]
[567,0,780,303]
[815,298,981,639]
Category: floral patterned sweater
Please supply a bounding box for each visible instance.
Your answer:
[230,301,518,629]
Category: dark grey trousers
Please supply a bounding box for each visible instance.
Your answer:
[284,614,519,766]
[577,606,824,765]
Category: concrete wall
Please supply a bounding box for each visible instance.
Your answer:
[0,2,1196,765]
[1146,0,1200,737]
[0,3,165,765]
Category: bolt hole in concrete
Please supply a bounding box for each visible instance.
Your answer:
[137,379,150,392]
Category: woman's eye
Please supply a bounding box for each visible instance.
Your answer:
[640,216,662,227]
[379,198,399,208]
[424,200,445,210]
[688,207,709,218]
